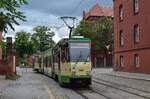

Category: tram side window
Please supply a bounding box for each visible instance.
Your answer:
[45,57,48,67]
[66,48,70,62]
[61,45,70,63]
[63,47,70,62]
[61,50,65,63]
[48,56,52,67]
[38,58,41,67]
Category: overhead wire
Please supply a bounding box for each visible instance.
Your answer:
[70,0,86,15]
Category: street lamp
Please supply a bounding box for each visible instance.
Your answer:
[106,45,110,52]
[104,45,111,67]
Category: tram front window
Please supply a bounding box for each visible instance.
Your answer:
[70,43,91,62]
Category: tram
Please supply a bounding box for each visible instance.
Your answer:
[33,36,92,86]
[33,49,52,76]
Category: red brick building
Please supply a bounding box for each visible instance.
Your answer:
[83,4,113,20]
[114,0,150,73]
[83,4,113,68]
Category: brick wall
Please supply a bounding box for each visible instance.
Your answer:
[0,37,16,76]
[114,0,150,73]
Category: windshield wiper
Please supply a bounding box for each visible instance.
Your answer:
[75,51,82,65]
[84,54,90,64]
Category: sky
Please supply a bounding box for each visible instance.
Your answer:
[6,0,113,42]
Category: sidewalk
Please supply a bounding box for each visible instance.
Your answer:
[0,68,55,99]
[0,76,12,98]
[92,68,150,81]
[0,76,12,88]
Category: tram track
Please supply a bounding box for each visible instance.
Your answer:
[93,77,150,99]
[88,87,112,99]
[73,87,112,99]
[94,74,150,93]
[74,90,90,99]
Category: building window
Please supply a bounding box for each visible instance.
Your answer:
[120,30,124,47]
[120,56,124,67]
[134,0,139,14]
[134,24,140,43]
[134,54,140,68]
[119,5,124,21]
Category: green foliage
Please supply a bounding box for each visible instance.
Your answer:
[14,31,36,58]
[32,26,55,52]
[0,41,7,60]
[73,17,113,51]
[0,0,28,32]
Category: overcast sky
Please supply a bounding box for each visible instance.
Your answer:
[6,0,113,42]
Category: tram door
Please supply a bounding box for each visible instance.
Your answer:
[58,50,61,71]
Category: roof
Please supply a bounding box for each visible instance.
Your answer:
[83,4,113,20]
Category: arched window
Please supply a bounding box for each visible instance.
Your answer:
[134,54,140,68]
[134,0,139,14]
[134,24,140,43]
[119,5,124,21]
[120,55,124,67]
[120,30,124,47]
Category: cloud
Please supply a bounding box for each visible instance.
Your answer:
[22,0,113,16]
[6,0,113,43]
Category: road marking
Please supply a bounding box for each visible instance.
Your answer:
[44,85,55,99]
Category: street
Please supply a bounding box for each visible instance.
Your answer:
[0,68,150,99]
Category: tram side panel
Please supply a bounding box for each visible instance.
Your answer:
[52,50,60,80]
[43,55,53,77]
[33,56,41,72]
[59,46,72,84]
[47,56,53,76]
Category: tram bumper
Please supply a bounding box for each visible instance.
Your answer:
[70,76,92,85]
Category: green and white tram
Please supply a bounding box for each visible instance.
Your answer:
[52,36,92,85]
[33,36,92,86]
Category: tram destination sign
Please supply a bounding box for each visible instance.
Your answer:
[70,43,90,49]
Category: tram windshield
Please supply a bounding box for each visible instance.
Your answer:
[69,43,91,62]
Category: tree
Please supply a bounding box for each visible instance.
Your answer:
[32,26,55,52]
[73,17,113,51]
[0,0,28,32]
[14,31,36,58]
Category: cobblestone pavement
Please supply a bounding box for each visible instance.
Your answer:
[1,68,150,99]
[92,68,150,81]
[0,68,55,99]
[91,68,150,99]
[0,68,85,99]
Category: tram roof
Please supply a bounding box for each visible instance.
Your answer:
[58,37,91,45]
[69,37,91,42]
[52,37,91,51]
[33,48,52,57]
